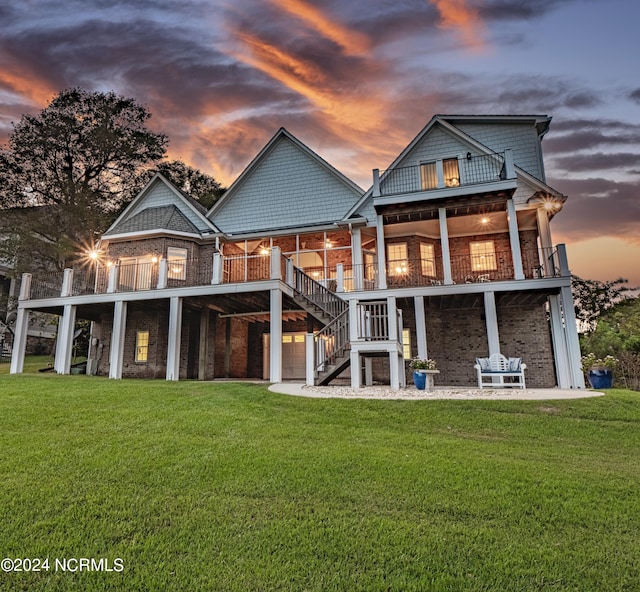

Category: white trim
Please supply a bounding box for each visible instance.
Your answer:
[104,229,203,241]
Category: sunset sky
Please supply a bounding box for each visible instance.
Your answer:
[1,0,638,286]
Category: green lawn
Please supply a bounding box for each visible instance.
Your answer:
[0,371,639,591]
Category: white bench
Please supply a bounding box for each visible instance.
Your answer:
[474,353,527,389]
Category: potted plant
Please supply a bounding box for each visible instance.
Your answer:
[409,358,438,390]
[581,353,618,389]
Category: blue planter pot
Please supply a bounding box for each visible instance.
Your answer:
[588,368,614,389]
[413,371,427,390]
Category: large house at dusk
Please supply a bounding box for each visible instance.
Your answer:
[9,114,585,389]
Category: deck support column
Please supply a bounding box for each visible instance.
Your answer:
[560,286,585,388]
[54,304,77,374]
[414,296,428,359]
[198,308,210,380]
[269,288,282,383]
[9,307,30,374]
[109,300,127,379]
[351,226,363,291]
[548,295,571,388]
[507,199,524,280]
[166,296,182,381]
[537,208,553,275]
[375,215,387,289]
[439,207,453,285]
[483,291,500,355]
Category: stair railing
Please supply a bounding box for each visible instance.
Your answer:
[313,309,350,374]
[292,266,347,319]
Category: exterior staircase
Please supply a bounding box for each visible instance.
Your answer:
[290,266,351,385]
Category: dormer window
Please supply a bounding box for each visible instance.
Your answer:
[420,158,460,190]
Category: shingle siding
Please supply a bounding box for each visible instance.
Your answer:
[454,122,543,180]
[127,182,211,233]
[396,126,470,167]
[211,137,361,234]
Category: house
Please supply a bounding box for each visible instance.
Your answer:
[9,115,585,389]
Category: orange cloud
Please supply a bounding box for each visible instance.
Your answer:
[0,68,55,109]
[226,31,386,136]
[266,0,370,56]
[429,0,487,50]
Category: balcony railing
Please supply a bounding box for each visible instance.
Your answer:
[386,247,562,288]
[20,245,567,302]
[377,152,507,198]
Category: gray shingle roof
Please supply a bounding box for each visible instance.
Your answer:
[105,205,200,236]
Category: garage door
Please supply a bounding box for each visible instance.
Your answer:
[263,333,307,380]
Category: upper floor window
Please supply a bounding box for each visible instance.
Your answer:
[118,257,153,291]
[470,241,497,271]
[167,247,188,280]
[443,158,460,187]
[420,243,435,276]
[420,158,460,190]
[420,162,437,190]
[387,243,408,275]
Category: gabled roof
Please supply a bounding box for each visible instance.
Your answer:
[208,128,363,236]
[346,114,559,220]
[105,205,200,236]
[103,173,219,240]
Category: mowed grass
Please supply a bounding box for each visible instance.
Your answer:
[0,370,639,591]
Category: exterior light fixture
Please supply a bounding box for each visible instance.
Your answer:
[151,256,159,264]
[481,217,489,225]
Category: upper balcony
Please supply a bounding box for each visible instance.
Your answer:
[372,150,517,207]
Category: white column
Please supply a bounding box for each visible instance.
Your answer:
[561,286,586,388]
[107,264,118,293]
[414,295,428,359]
[375,214,387,289]
[336,264,344,293]
[9,308,30,374]
[269,288,282,382]
[364,358,373,386]
[198,308,210,381]
[483,291,500,355]
[166,296,183,381]
[350,349,361,388]
[557,244,570,277]
[270,246,282,280]
[109,300,127,379]
[504,148,516,179]
[285,258,294,287]
[372,169,380,197]
[387,296,398,343]
[351,227,363,291]
[439,207,453,285]
[211,252,223,284]
[54,304,76,374]
[157,259,168,289]
[507,199,524,280]
[306,333,315,386]
[548,295,571,388]
[537,208,554,276]
[18,273,32,301]
[61,269,74,297]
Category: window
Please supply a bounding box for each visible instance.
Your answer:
[443,158,460,187]
[167,247,188,280]
[387,243,408,275]
[420,158,460,189]
[420,243,435,276]
[402,328,411,359]
[118,257,152,291]
[136,331,149,362]
[470,241,497,271]
[420,162,437,190]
